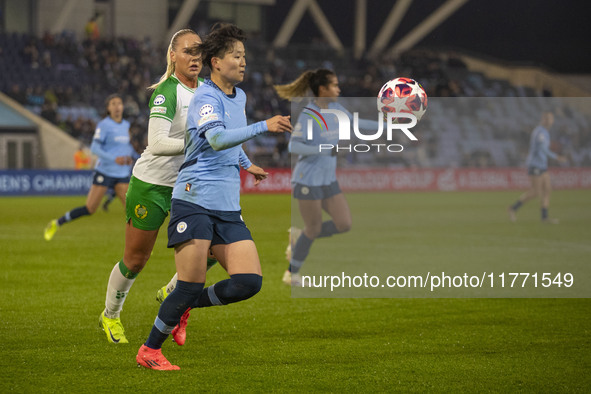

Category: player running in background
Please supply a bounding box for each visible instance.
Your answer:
[508,111,566,223]
[274,69,377,286]
[98,29,262,344]
[136,23,291,370]
[44,94,134,241]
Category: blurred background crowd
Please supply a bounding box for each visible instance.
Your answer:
[1,4,590,169]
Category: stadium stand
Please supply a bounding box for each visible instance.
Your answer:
[1,31,590,169]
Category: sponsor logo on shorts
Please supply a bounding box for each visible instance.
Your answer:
[96,175,104,184]
[177,221,187,233]
[153,94,166,105]
[134,204,148,219]
[301,186,309,195]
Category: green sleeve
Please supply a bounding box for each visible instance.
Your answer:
[149,79,177,122]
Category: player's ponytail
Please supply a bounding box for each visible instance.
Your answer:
[149,29,197,90]
[274,69,335,100]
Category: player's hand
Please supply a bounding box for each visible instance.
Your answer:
[115,156,132,165]
[266,115,292,133]
[246,164,269,186]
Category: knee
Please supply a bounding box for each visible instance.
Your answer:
[335,219,352,233]
[231,274,262,301]
[123,253,150,273]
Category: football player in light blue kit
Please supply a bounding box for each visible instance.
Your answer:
[509,111,566,223]
[274,69,379,285]
[136,23,292,370]
[44,94,136,240]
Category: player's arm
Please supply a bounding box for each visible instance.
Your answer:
[205,121,272,151]
[539,131,559,160]
[288,117,331,156]
[191,93,290,151]
[148,117,184,156]
[238,147,268,185]
[238,147,252,169]
[148,88,183,156]
[90,122,117,162]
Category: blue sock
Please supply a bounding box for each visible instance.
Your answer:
[193,274,262,308]
[58,206,90,225]
[289,233,313,273]
[541,208,548,220]
[145,280,204,350]
[510,201,523,211]
[317,221,339,238]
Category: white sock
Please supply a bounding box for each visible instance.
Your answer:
[104,261,136,319]
[165,272,178,294]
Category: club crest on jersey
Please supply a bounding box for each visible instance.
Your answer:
[199,104,214,116]
[134,204,148,219]
[153,94,166,105]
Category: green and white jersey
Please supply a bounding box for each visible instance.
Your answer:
[132,74,204,187]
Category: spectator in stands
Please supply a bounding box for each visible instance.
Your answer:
[85,14,101,41]
[508,111,567,223]
[6,84,27,105]
[40,101,58,123]
[74,143,92,170]
[25,86,45,107]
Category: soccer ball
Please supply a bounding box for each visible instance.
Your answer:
[377,77,428,122]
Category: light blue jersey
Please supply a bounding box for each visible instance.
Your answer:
[290,101,378,186]
[290,102,341,186]
[173,79,267,211]
[90,117,134,178]
[526,125,557,170]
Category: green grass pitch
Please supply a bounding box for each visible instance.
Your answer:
[0,190,589,392]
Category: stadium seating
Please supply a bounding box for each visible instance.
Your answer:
[1,32,589,168]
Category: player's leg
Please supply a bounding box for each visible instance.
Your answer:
[100,223,160,344]
[189,209,262,309]
[194,240,262,308]
[540,172,557,223]
[102,188,116,212]
[284,198,322,284]
[157,248,218,303]
[138,240,208,370]
[138,239,208,368]
[100,177,168,343]
[320,191,352,237]
[508,174,542,221]
[85,181,111,214]
[44,183,107,240]
[113,182,129,205]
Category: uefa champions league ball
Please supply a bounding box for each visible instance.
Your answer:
[377,77,428,122]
